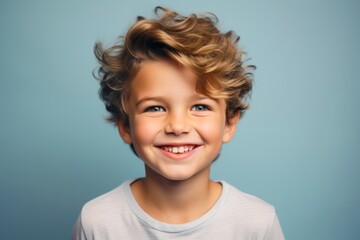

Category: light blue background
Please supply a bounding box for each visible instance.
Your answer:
[1,0,359,239]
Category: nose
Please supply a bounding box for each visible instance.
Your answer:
[165,111,191,135]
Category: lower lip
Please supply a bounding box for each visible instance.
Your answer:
[157,146,200,161]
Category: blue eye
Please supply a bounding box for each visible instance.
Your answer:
[145,106,165,112]
[191,104,210,111]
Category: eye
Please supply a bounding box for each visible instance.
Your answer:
[145,106,165,112]
[191,104,210,111]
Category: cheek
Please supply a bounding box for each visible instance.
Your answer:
[197,117,225,142]
[132,118,159,144]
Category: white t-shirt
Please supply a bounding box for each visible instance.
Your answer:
[72,180,285,240]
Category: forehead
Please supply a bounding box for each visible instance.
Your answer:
[130,60,198,96]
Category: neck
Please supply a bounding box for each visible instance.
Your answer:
[131,165,222,224]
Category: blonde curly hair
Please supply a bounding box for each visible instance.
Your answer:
[94,6,254,126]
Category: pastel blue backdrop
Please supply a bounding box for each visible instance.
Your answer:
[1,0,359,239]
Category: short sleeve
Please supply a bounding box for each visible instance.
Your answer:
[264,212,285,240]
[72,214,88,240]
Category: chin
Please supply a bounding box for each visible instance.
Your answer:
[159,167,208,182]
[159,172,194,181]
[145,163,210,182]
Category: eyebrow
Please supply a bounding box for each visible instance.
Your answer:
[135,96,165,108]
[135,94,215,108]
[193,94,212,100]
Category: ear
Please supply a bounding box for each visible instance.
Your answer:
[117,120,133,144]
[222,112,240,143]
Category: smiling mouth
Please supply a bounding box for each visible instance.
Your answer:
[160,145,198,154]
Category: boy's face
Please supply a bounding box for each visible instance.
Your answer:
[118,60,239,181]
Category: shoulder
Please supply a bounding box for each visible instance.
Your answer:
[79,180,132,228]
[220,182,285,239]
[221,181,277,226]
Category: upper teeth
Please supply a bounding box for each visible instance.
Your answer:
[163,146,194,153]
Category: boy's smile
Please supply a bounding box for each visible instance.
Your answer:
[155,144,201,161]
[118,60,238,181]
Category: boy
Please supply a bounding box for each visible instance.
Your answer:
[73,6,284,240]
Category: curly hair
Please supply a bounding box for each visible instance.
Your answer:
[94,6,254,126]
